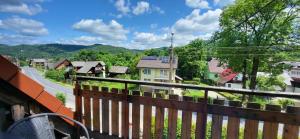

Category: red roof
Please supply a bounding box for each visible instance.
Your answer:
[0,55,74,125]
[218,68,238,84]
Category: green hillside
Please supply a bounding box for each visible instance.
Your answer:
[0,43,141,59]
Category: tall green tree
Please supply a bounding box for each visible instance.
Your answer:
[214,0,299,90]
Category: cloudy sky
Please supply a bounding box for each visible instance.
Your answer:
[0,0,234,49]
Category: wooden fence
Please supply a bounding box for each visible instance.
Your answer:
[74,77,300,139]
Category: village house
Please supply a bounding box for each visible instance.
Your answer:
[136,56,182,93]
[207,58,226,82]
[285,62,300,92]
[72,61,106,77]
[108,66,129,77]
[29,58,47,68]
[0,55,75,138]
[46,59,73,70]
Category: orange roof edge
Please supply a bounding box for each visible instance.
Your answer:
[0,55,75,126]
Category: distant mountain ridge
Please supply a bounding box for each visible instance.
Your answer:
[0,43,142,59]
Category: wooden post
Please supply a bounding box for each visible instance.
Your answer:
[73,81,82,139]
[211,99,225,139]
[11,104,25,121]
[132,91,141,139]
[167,94,179,139]
[121,83,129,139]
[262,104,281,139]
[92,86,100,132]
[226,101,242,139]
[181,96,193,139]
[101,87,109,135]
[154,93,165,139]
[282,106,300,139]
[244,103,261,139]
[111,88,119,137]
[142,92,152,139]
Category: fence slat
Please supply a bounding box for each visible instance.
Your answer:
[211,99,225,139]
[226,101,242,139]
[83,85,91,129]
[92,86,100,132]
[168,94,179,139]
[101,87,109,135]
[262,104,281,139]
[181,96,193,139]
[244,103,261,139]
[143,92,152,139]
[154,93,165,139]
[283,106,300,139]
[121,89,129,138]
[111,88,119,136]
[132,91,141,139]
[195,98,205,139]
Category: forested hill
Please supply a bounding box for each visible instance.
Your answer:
[0,43,141,59]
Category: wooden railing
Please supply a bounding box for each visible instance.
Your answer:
[74,76,300,139]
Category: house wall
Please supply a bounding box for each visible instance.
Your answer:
[56,61,71,70]
[207,72,219,81]
[225,83,243,89]
[139,68,176,82]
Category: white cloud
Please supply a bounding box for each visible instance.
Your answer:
[0,0,43,15]
[185,0,210,9]
[0,33,41,45]
[58,36,103,45]
[114,0,130,15]
[113,0,164,17]
[213,0,235,7]
[72,19,129,41]
[172,9,222,34]
[0,17,48,36]
[132,1,150,15]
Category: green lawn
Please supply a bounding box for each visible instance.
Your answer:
[183,89,204,97]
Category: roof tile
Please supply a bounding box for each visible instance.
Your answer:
[36,90,63,112]
[57,106,75,125]
[9,71,44,99]
[0,56,19,81]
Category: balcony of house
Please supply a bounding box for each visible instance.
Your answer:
[73,76,300,139]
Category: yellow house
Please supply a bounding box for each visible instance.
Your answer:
[137,56,181,92]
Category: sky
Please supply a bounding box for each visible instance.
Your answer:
[0,0,234,49]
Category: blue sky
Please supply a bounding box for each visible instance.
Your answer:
[0,0,234,49]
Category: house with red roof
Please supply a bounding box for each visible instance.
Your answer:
[0,55,76,138]
[207,58,242,88]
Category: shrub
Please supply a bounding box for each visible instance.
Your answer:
[45,69,65,81]
[276,99,295,110]
[56,92,66,105]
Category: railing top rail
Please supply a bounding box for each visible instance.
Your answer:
[75,76,300,99]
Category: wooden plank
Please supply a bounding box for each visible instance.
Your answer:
[181,96,193,139]
[132,91,141,139]
[226,101,242,139]
[92,86,100,132]
[121,89,129,138]
[102,87,109,135]
[11,104,25,121]
[283,106,300,139]
[111,88,119,136]
[142,92,152,139]
[195,98,205,139]
[211,99,225,139]
[83,85,91,129]
[154,93,165,139]
[244,103,261,139]
[262,104,281,139]
[167,94,179,139]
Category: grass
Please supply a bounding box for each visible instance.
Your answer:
[183,89,204,97]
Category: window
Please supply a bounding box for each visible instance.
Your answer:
[144,78,151,81]
[143,68,151,75]
[160,69,168,76]
[227,83,231,88]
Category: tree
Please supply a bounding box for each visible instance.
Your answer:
[175,39,208,79]
[214,0,299,90]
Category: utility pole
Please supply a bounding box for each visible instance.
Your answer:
[169,33,174,83]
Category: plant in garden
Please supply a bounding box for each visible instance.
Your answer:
[56,92,66,105]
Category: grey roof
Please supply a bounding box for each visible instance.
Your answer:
[109,66,128,74]
[136,56,178,69]
[72,61,86,67]
[77,61,105,73]
[31,58,47,63]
